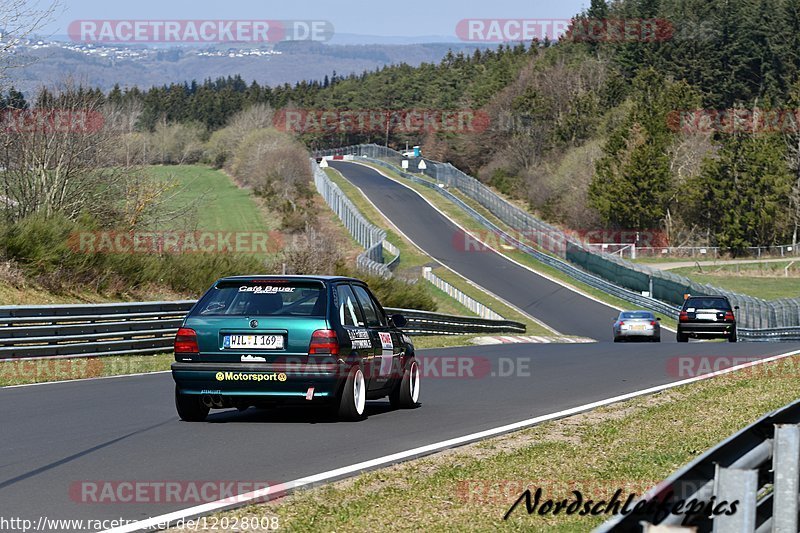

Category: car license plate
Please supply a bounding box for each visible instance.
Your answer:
[697,313,717,320]
[632,325,648,331]
[224,335,284,350]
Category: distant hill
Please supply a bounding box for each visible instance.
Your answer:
[9,40,486,94]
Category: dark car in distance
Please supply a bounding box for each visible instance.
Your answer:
[171,276,420,422]
[677,295,738,343]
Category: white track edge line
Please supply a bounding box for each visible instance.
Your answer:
[103,348,800,533]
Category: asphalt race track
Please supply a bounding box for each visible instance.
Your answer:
[329,160,646,341]
[2,161,797,531]
[2,342,799,529]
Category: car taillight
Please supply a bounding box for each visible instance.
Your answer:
[309,329,339,355]
[679,312,689,322]
[724,311,735,321]
[650,321,657,326]
[174,328,199,354]
[619,321,625,326]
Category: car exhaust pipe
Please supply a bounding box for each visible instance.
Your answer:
[212,394,224,408]
[202,395,214,408]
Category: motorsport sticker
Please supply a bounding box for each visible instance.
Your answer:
[348,329,372,349]
[239,285,296,294]
[215,371,287,382]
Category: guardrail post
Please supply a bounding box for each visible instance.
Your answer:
[772,424,800,533]
[712,466,758,532]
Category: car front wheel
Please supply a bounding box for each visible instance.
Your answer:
[337,366,366,421]
[175,386,209,422]
[390,358,420,409]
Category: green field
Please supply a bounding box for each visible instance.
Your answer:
[671,262,800,300]
[147,165,273,232]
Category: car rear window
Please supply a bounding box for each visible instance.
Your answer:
[621,311,654,319]
[191,280,326,317]
[685,297,731,310]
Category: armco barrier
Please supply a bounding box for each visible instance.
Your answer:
[422,267,505,320]
[0,301,524,360]
[315,145,800,340]
[312,160,392,278]
[595,397,800,532]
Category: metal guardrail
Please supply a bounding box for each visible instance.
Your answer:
[595,397,800,532]
[0,301,525,360]
[316,146,800,341]
[422,267,506,320]
[0,301,193,360]
[312,159,393,279]
[390,308,525,336]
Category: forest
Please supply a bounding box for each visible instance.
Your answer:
[5,0,800,251]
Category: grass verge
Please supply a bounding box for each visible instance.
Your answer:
[172,353,800,532]
[0,352,174,387]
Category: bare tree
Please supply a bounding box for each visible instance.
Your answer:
[0,83,127,222]
[0,1,59,89]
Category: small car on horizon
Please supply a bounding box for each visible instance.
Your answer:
[613,310,661,342]
[677,295,738,342]
[171,275,420,422]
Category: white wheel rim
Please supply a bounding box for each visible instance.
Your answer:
[409,362,420,403]
[354,369,365,415]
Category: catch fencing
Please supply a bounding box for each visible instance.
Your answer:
[595,396,800,532]
[0,301,525,361]
[315,145,800,335]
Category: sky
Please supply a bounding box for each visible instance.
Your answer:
[37,0,591,40]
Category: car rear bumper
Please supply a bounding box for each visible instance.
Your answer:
[172,361,346,399]
[616,328,659,338]
[679,323,735,337]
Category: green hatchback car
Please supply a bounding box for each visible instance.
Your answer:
[171,275,420,421]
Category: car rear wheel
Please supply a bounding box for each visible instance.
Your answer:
[390,358,420,409]
[337,366,366,421]
[175,386,209,422]
[728,329,738,343]
[677,331,688,343]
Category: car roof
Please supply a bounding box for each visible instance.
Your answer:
[217,275,363,283]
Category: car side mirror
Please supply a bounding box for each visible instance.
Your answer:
[656,317,661,321]
[734,306,740,310]
[390,314,407,328]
